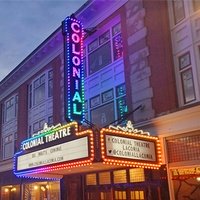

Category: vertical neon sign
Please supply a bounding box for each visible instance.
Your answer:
[62,17,84,123]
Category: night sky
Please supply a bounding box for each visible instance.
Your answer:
[0,0,86,81]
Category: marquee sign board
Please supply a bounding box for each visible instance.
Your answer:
[100,121,162,169]
[14,122,94,179]
[62,16,84,123]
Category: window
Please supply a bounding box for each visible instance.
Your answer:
[33,74,45,105]
[48,116,53,125]
[181,69,196,103]
[85,20,123,76]
[3,134,14,159]
[193,0,200,11]
[90,95,101,108]
[91,102,115,127]
[33,119,45,133]
[172,0,185,24]
[88,42,112,75]
[102,89,114,103]
[85,83,127,127]
[48,70,53,97]
[178,52,196,104]
[114,190,127,200]
[166,133,200,163]
[29,70,53,108]
[112,23,123,60]
[3,95,18,123]
[130,191,145,200]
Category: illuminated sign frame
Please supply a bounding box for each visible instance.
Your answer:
[100,127,162,169]
[62,17,84,123]
[21,122,78,151]
[14,125,94,180]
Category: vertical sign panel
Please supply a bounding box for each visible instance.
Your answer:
[62,17,84,123]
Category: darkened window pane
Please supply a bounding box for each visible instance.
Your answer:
[33,83,45,105]
[91,102,114,127]
[112,23,121,36]
[90,95,101,108]
[179,52,191,70]
[172,0,185,24]
[48,79,53,97]
[113,33,123,60]
[88,42,111,75]
[181,69,196,103]
[83,57,87,77]
[166,134,200,163]
[99,31,110,45]
[88,39,98,53]
[102,89,113,103]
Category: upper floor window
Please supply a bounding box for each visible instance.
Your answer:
[2,95,18,123]
[193,0,200,11]
[29,70,53,108]
[33,74,45,105]
[172,0,185,24]
[84,20,123,76]
[178,52,196,104]
[86,83,128,128]
[3,134,14,159]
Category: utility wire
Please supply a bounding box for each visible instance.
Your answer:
[103,104,143,128]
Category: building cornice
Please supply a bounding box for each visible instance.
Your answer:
[136,104,200,137]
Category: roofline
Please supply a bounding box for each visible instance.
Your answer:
[0,0,91,85]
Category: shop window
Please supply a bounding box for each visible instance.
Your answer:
[129,168,145,183]
[172,0,185,24]
[114,190,126,200]
[100,191,112,200]
[1,185,20,200]
[23,181,60,200]
[171,167,200,200]
[99,172,111,185]
[178,52,196,104]
[113,170,127,184]
[193,0,200,11]
[166,133,200,163]
[130,190,145,200]
[86,173,97,185]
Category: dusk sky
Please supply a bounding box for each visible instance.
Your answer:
[0,0,87,82]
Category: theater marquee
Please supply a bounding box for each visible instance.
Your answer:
[14,122,94,179]
[100,121,162,169]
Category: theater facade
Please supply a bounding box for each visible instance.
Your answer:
[1,0,200,200]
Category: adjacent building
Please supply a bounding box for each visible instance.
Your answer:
[0,0,200,199]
